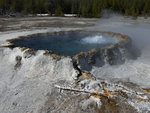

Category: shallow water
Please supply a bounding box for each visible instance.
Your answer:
[13,32,119,56]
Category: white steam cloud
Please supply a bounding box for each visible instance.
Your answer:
[84,15,150,88]
[82,35,119,44]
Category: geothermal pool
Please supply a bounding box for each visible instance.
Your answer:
[12,32,119,56]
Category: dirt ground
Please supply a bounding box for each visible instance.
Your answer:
[0,17,98,32]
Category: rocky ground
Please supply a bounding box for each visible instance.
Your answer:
[0,17,150,113]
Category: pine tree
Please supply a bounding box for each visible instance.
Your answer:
[22,0,34,14]
[0,0,150,18]
[55,6,64,16]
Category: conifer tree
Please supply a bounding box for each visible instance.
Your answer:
[0,0,150,17]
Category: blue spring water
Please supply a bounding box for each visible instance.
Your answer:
[13,32,119,56]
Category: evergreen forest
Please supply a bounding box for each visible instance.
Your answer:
[0,0,150,17]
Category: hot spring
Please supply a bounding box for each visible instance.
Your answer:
[11,31,119,56]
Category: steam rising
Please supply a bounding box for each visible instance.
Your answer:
[85,14,150,88]
[82,35,119,44]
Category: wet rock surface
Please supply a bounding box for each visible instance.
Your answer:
[73,31,137,71]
